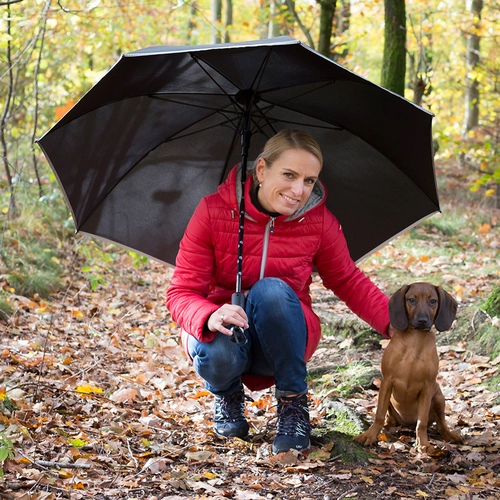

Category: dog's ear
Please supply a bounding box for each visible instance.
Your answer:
[389,285,410,330]
[434,286,458,332]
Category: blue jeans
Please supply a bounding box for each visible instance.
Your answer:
[187,278,308,399]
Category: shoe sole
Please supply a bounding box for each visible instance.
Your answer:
[214,429,249,439]
[272,440,311,454]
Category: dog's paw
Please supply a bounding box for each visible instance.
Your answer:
[354,430,379,446]
[444,430,463,444]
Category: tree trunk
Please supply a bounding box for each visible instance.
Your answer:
[317,0,337,57]
[0,4,15,210]
[224,0,232,42]
[334,0,351,61]
[211,0,222,44]
[268,0,290,38]
[31,0,52,199]
[187,1,197,44]
[463,0,483,136]
[381,0,406,97]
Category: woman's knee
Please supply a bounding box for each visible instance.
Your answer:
[190,334,247,382]
[248,278,297,307]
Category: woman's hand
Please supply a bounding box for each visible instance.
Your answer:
[208,305,249,336]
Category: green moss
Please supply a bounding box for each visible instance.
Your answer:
[483,287,500,317]
[313,400,377,463]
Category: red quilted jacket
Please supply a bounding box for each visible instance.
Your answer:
[166,165,390,391]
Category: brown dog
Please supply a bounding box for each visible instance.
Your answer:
[354,282,462,453]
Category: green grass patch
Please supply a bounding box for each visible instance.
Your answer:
[1,186,73,298]
[0,293,14,318]
[486,375,500,404]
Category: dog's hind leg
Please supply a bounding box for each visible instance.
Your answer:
[430,387,463,443]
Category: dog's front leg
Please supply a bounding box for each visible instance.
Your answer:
[415,388,433,452]
[354,377,394,446]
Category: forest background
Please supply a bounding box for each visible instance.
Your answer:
[1,0,500,498]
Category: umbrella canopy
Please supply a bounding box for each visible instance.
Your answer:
[37,36,439,266]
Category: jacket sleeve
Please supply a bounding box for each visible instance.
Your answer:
[165,197,220,342]
[314,208,390,337]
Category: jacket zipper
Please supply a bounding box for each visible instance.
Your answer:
[259,217,276,279]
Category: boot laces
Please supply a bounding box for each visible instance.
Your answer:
[215,389,246,422]
[272,395,312,437]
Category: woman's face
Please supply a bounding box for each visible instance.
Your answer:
[255,148,321,216]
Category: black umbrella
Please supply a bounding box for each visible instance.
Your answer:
[37,36,439,272]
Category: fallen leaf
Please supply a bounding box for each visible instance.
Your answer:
[109,387,139,402]
[185,450,213,461]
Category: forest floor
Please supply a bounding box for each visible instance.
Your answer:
[1,164,499,499]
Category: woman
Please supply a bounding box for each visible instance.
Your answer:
[166,129,391,454]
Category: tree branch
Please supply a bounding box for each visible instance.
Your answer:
[0,0,24,6]
[284,0,315,50]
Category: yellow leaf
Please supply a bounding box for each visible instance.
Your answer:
[0,387,6,401]
[58,470,74,479]
[485,189,495,197]
[416,490,429,497]
[419,255,430,262]
[76,385,103,394]
[361,475,374,484]
[453,284,463,298]
[1,207,8,214]
[51,256,60,264]
[203,471,218,479]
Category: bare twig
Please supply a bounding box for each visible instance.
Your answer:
[4,481,37,490]
[33,460,91,469]
[336,485,362,500]
[126,438,139,469]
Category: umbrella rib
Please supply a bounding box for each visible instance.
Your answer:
[150,94,244,119]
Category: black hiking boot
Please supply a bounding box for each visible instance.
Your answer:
[213,386,249,439]
[272,393,311,454]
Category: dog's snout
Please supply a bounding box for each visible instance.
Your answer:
[413,314,432,330]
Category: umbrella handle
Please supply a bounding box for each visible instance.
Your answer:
[229,292,248,346]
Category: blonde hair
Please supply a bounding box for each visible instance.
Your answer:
[254,129,323,184]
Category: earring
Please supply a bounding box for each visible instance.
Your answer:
[259,182,262,188]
